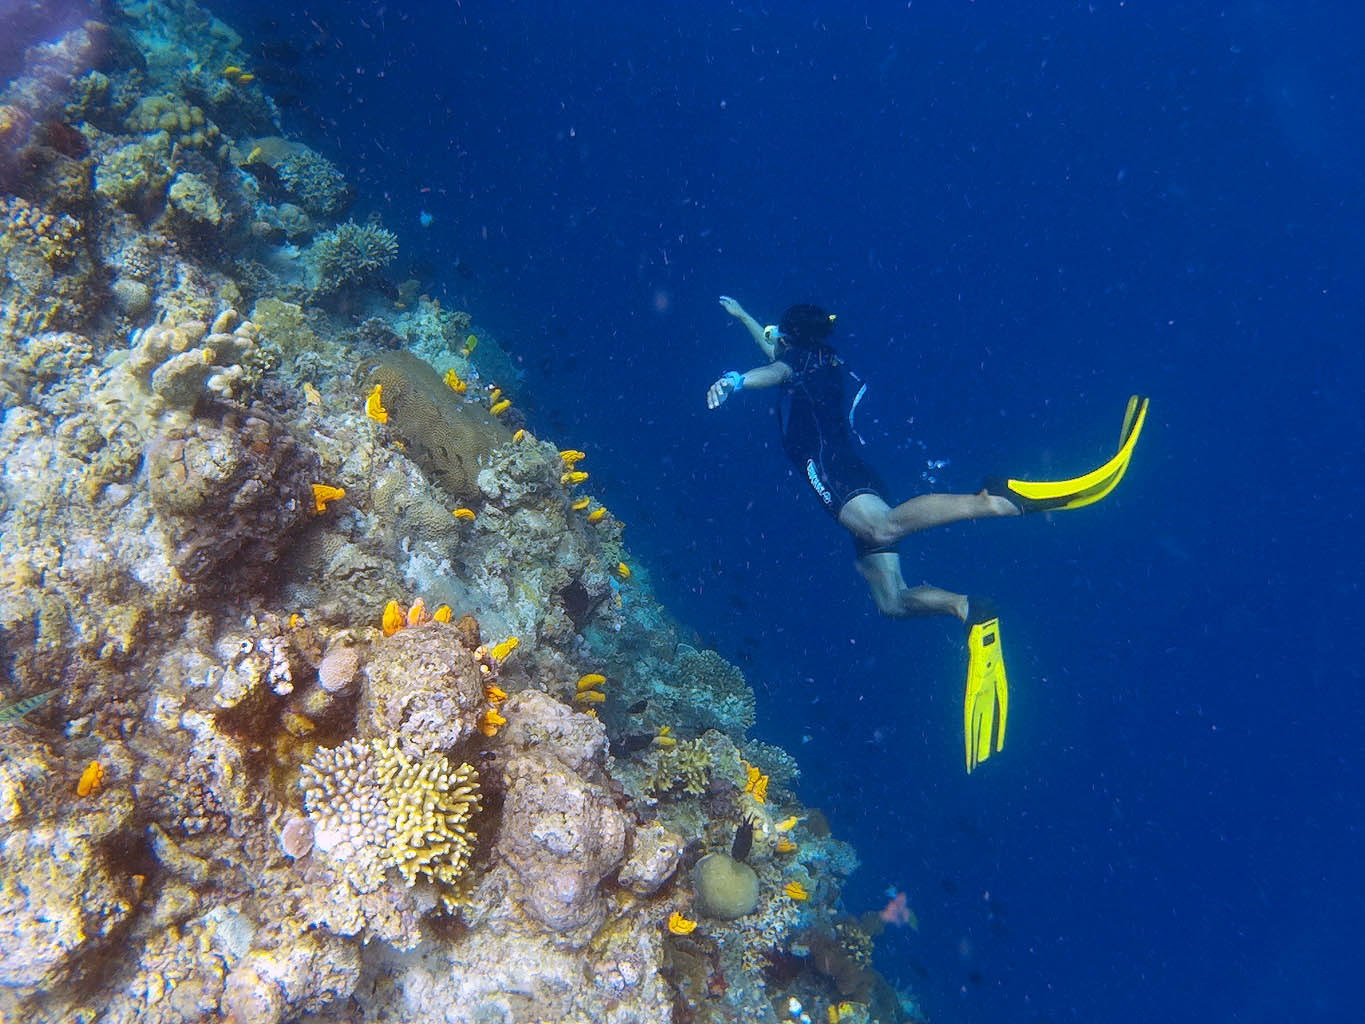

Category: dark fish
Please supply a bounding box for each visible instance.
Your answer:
[625,699,648,714]
[731,817,755,862]
[618,733,654,754]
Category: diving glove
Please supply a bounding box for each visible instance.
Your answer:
[964,597,1008,774]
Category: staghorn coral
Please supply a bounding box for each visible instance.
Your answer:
[300,736,480,910]
[364,350,512,502]
[305,219,398,293]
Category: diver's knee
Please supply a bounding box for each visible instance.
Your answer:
[864,522,899,549]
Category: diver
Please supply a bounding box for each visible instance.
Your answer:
[708,297,1148,772]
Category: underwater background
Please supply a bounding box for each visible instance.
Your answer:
[2,1,1360,1023]
[243,3,1359,1021]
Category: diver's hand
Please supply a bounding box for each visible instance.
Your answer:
[707,376,736,409]
[719,295,745,318]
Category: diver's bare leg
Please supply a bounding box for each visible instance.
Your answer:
[854,551,968,621]
[840,491,1018,549]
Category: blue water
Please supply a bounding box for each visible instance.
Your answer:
[225,3,1361,1020]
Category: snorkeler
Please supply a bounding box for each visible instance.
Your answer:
[708,298,1148,772]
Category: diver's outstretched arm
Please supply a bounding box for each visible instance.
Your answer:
[706,360,791,409]
[719,295,777,361]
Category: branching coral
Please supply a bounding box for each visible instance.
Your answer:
[646,737,712,796]
[242,136,353,218]
[647,645,757,741]
[300,737,480,909]
[306,220,398,293]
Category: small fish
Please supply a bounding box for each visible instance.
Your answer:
[419,210,434,228]
[731,817,755,862]
[302,381,322,405]
[0,688,58,724]
[625,698,649,714]
[618,733,654,753]
[462,334,478,356]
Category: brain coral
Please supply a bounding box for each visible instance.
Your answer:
[363,351,511,502]
[300,737,480,909]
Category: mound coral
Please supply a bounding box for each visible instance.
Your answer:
[300,736,480,910]
[358,620,493,758]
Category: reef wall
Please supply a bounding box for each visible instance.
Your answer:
[0,2,921,1023]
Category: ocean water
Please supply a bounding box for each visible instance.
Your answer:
[236,1,1359,1020]
[9,0,1360,1021]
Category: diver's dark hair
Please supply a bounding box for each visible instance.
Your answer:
[779,304,836,350]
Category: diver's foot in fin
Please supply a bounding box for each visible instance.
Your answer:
[984,395,1150,515]
[963,596,1008,774]
[982,479,1030,515]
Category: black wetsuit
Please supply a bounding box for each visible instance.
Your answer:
[777,345,891,554]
